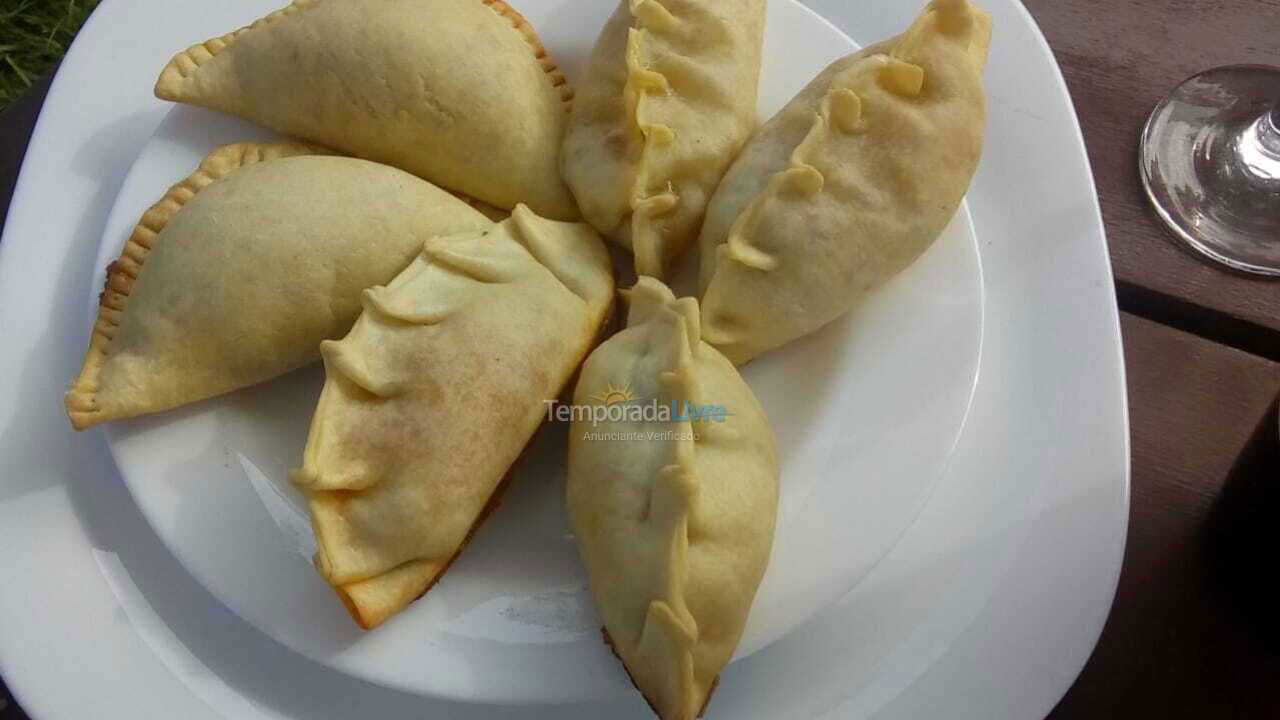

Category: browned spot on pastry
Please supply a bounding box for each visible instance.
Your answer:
[601,627,721,719]
[335,300,614,629]
[338,456,520,630]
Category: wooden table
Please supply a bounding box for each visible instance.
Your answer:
[3,2,1280,717]
[1025,0,1280,360]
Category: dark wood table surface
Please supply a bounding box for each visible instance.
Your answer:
[3,1,1279,717]
[1025,0,1280,361]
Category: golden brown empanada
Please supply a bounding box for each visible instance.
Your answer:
[155,0,579,219]
[561,0,766,277]
[567,277,778,720]
[698,0,991,364]
[65,143,493,430]
[292,205,615,629]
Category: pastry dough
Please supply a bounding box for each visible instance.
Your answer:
[698,0,991,364]
[567,277,778,720]
[65,143,493,430]
[293,205,615,629]
[156,0,579,219]
[561,0,765,277]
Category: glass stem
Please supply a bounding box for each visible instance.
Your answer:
[1264,102,1280,157]
[1238,101,1280,181]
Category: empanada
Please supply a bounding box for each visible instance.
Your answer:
[698,0,991,364]
[567,277,778,720]
[561,0,765,277]
[156,0,578,219]
[65,143,493,430]
[292,206,615,630]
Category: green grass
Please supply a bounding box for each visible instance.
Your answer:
[0,0,100,111]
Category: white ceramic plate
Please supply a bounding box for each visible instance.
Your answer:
[0,0,1128,718]
[90,0,982,702]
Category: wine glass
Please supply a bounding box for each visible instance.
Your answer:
[1140,65,1280,276]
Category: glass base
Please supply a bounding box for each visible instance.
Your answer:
[1140,65,1280,276]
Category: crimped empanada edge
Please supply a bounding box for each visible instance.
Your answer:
[480,0,574,105]
[312,283,617,630]
[63,141,330,430]
[154,0,319,101]
[603,627,721,720]
[702,0,990,364]
[328,465,520,630]
[623,0,685,278]
[585,278,710,719]
[701,58,886,361]
[155,0,575,107]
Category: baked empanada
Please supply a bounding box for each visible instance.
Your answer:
[65,143,493,430]
[292,206,614,629]
[156,0,578,220]
[698,0,991,364]
[567,277,778,720]
[561,0,765,277]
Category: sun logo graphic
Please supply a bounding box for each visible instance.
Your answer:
[591,381,635,406]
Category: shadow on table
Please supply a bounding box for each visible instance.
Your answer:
[1209,397,1280,649]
